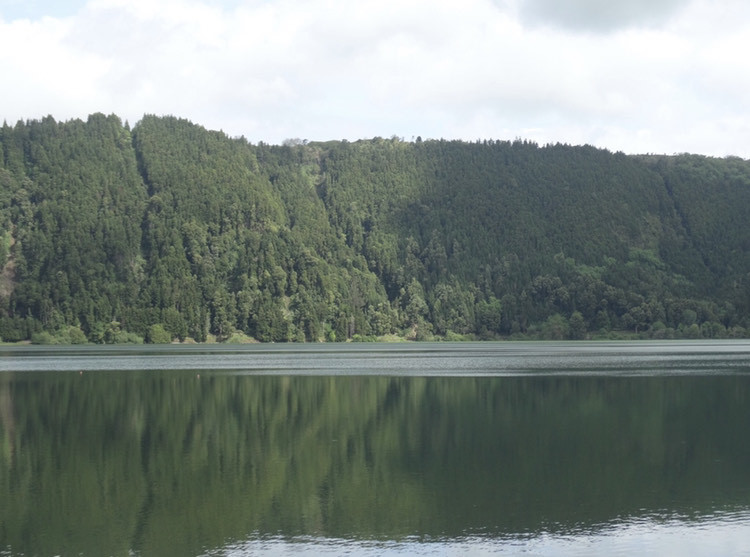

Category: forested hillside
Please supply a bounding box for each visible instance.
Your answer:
[1,114,748,342]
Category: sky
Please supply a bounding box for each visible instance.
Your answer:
[1,0,749,157]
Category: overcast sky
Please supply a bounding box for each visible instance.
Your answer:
[1,0,749,156]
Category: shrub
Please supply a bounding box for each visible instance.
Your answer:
[31,331,57,345]
[68,326,88,344]
[146,324,172,344]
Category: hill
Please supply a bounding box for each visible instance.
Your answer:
[1,114,749,342]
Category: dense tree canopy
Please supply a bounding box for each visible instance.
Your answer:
[1,114,749,342]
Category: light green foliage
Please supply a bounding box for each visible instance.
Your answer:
[541,314,570,340]
[569,311,586,340]
[225,331,256,344]
[146,323,172,344]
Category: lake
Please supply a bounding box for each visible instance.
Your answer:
[1,341,750,556]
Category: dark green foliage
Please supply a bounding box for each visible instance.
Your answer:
[1,115,749,341]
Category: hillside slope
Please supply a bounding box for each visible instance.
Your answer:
[1,114,748,342]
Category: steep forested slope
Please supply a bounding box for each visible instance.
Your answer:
[0,114,748,342]
[0,115,146,341]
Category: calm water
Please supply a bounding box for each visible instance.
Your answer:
[1,341,750,556]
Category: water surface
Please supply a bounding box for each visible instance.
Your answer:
[1,341,750,556]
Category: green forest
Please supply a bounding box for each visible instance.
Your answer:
[1,113,749,343]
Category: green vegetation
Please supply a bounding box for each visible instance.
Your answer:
[1,114,749,342]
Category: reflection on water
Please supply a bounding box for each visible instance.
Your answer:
[1,342,750,556]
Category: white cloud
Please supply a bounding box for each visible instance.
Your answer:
[0,16,109,120]
[1,0,750,156]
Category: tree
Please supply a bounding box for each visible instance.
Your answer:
[569,311,586,340]
[147,323,172,344]
[2,114,750,342]
[542,314,569,340]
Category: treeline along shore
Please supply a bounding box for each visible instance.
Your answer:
[1,113,749,343]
